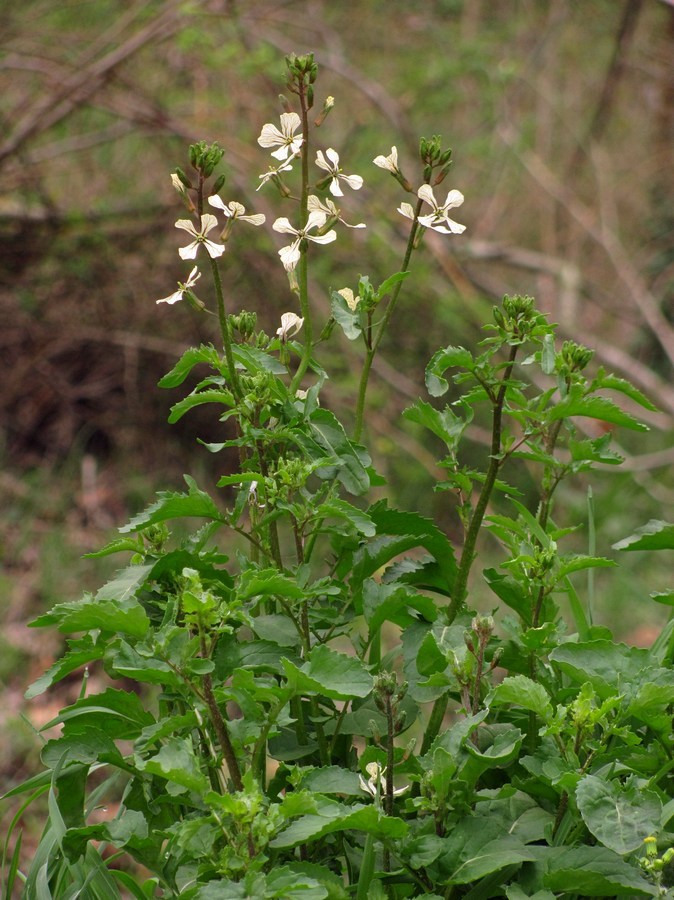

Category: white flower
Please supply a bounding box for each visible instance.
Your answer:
[315,148,363,197]
[257,112,303,160]
[337,287,359,311]
[397,201,416,222]
[307,194,366,229]
[358,762,408,799]
[175,214,225,259]
[373,146,400,174]
[170,173,188,195]
[257,153,298,191]
[157,266,201,305]
[416,184,466,234]
[276,312,304,342]
[207,196,266,226]
[272,210,337,271]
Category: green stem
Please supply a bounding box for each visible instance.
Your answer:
[290,84,312,394]
[353,199,422,442]
[420,693,447,755]
[210,256,242,401]
[447,343,519,624]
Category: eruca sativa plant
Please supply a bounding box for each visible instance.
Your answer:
[3,52,674,900]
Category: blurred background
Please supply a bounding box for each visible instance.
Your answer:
[1,0,673,827]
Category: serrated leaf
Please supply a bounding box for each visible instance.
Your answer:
[299,766,363,795]
[613,519,674,552]
[576,774,662,854]
[168,388,235,423]
[362,580,437,635]
[237,568,309,602]
[29,568,151,638]
[306,409,370,495]
[43,687,154,738]
[136,737,209,794]
[282,645,373,700]
[270,800,407,848]
[310,499,375,537]
[120,476,223,533]
[158,345,222,389]
[425,345,475,397]
[489,675,553,723]
[403,400,468,452]
[549,390,648,432]
[557,555,616,579]
[592,371,658,411]
[25,637,105,699]
[542,845,655,895]
[550,640,648,693]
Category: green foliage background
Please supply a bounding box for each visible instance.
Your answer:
[1,0,673,875]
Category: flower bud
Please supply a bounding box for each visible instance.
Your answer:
[175,167,192,189]
[279,93,294,113]
[211,173,227,194]
[314,95,334,127]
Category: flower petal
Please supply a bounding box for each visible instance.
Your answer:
[306,230,337,246]
[441,189,464,210]
[207,195,228,212]
[272,216,298,236]
[278,241,301,270]
[341,173,363,191]
[328,177,344,197]
[175,218,198,237]
[199,213,219,235]
[178,242,199,260]
[417,184,437,209]
[397,202,416,221]
[203,238,225,258]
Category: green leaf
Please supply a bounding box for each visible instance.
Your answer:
[282,645,373,700]
[237,567,309,602]
[576,774,662,854]
[488,675,553,723]
[592,371,658,412]
[548,389,648,432]
[403,400,468,452]
[25,637,105,699]
[136,737,209,795]
[310,499,376,537]
[425,346,475,396]
[42,687,154,739]
[556,555,616,579]
[542,845,655,895]
[330,290,362,341]
[568,434,624,466]
[30,567,151,637]
[168,388,236,423]
[270,800,407,848]
[613,519,674,552]
[365,501,458,590]
[376,270,409,298]
[253,614,300,647]
[549,640,649,697]
[299,766,364,796]
[306,409,371,495]
[158,344,222,388]
[362,580,437,636]
[120,476,223,533]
